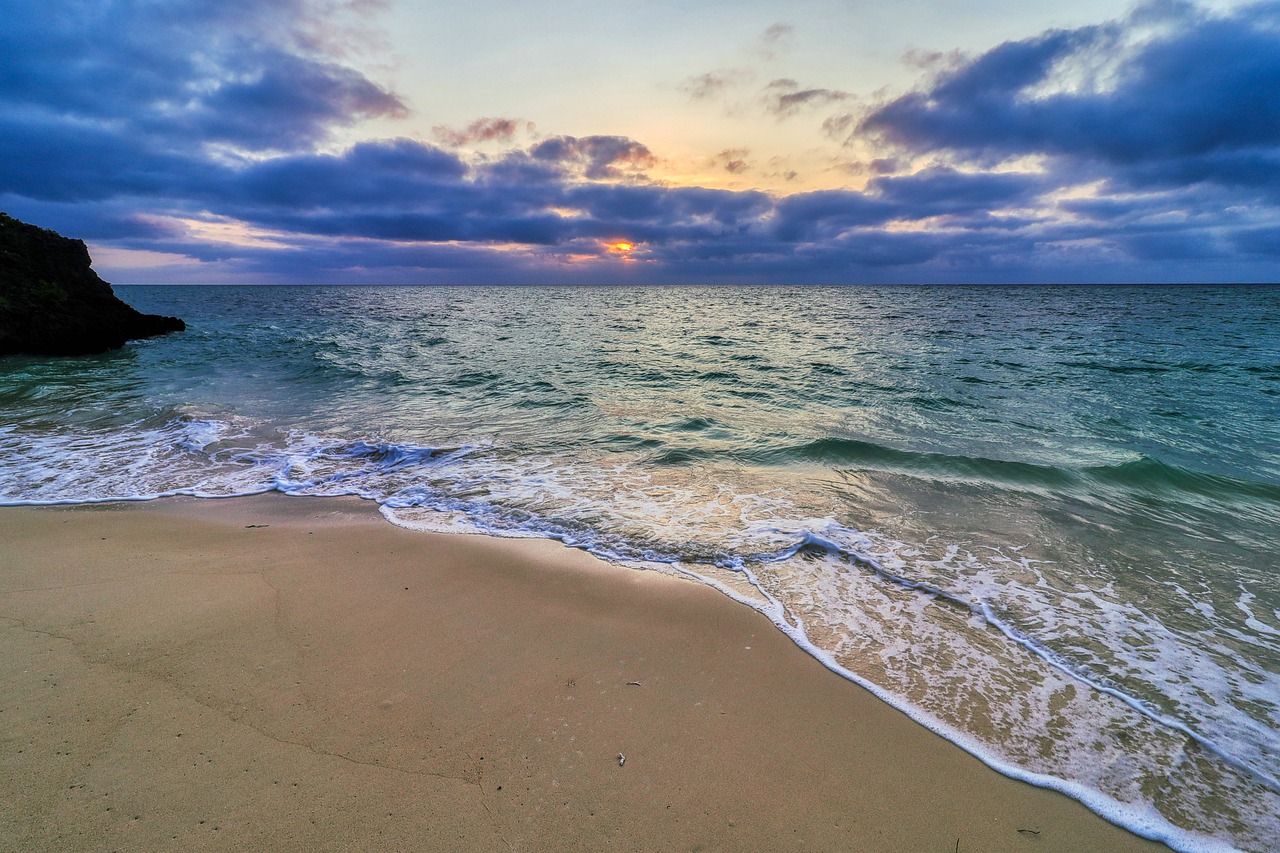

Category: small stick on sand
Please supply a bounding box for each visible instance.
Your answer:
[618,753,626,767]
[626,681,642,686]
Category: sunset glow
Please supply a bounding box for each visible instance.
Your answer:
[1,0,1274,284]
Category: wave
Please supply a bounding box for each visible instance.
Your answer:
[770,437,1079,487]
[0,414,1272,851]
[747,437,1280,509]
[665,558,1247,853]
[1085,455,1280,504]
[766,529,1279,795]
[1056,360,1175,374]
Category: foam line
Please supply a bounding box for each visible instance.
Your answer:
[0,429,1263,851]
[0,485,278,507]
[771,528,1280,796]
[664,557,1242,853]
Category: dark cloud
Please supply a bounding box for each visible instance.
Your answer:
[771,190,895,242]
[529,136,657,180]
[1121,230,1224,260]
[2,0,1278,283]
[869,158,901,175]
[0,0,405,155]
[227,140,467,211]
[563,184,773,232]
[858,1,1280,188]
[0,114,208,203]
[867,167,1047,216]
[171,49,405,150]
[1232,226,1280,256]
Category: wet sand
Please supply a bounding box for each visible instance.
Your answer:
[0,494,1167,851]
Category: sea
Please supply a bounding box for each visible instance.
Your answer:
[1,284,1276,851]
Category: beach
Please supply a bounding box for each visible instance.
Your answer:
[5,0,1280,838]
[0,494,1167,852]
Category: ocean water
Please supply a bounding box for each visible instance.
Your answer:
[1,284,1277,851]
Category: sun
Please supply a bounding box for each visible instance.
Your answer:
[606,240,635,254]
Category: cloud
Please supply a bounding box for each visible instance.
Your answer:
[0,114,208,203]
[757,22,796,58]
[711,149,753,174]
[228,140,468,211]
[2,0,1279,283]
[175,49,407,150]
[901,46,966,71]
[680,69,755,101]
[765,78,851,118]
[867,166,1048,216]
[762,22,795,45]
[857,0,1280,191]
[683,23,800,108]
[433,117,535,147]
[836,157,902,176]
[1232,225,1280,256]
[822,114,858,140]
[771,190,895,242]
[529,136,658,180]
[0,0,405,154]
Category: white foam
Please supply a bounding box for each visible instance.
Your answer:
[665,556,1244,853]
[0,419,1271,851]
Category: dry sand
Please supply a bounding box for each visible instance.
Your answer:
[0,494,1168,852]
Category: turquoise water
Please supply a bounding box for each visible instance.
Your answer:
[2,284,1277,850]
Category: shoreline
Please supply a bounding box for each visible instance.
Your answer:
[0,493,1169,851]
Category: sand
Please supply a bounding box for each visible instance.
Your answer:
[0,494,1168,852]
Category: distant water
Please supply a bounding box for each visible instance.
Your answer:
[2,285,1277,851]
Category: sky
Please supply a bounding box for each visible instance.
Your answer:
[1,0,1277,284]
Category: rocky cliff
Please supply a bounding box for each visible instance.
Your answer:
[0,212,185,356]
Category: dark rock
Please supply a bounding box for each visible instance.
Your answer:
[0,212,184,356]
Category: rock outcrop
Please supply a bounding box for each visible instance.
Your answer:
[0,212,185,356]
